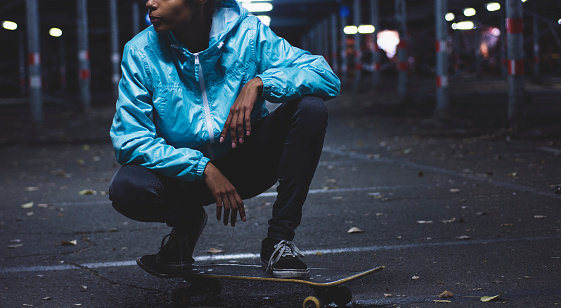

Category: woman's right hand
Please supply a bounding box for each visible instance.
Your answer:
[203,162,246,226]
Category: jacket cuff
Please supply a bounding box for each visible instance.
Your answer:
[196,156,211,179]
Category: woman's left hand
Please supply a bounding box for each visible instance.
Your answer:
[219,77,263,148]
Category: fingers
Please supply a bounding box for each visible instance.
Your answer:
[220,106,251,148]
[215,190,244,227]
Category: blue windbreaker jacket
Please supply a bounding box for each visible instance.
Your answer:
[110,0,341,182]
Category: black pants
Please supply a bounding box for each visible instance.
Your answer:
[109,96,328,241]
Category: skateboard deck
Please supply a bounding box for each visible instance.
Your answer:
[137,254,385,307]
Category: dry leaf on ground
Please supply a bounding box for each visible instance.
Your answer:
[207,248,224,254]
[480,292,505,302]
[79,189,97,195]
[347,227,364,234]
[20,202,34,209]
[439,290,454,298]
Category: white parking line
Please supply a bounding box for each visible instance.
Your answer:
[1,235,559,274]
[322,147,557,198]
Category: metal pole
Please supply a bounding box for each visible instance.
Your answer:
[18,30,27,95]
[110,0,120,99]
[132,0,140,35]
[331,13,339,73]
[500,10,507,77]
[506,0,525,128]
[26,0,42,123]
[59,37,67,91]
[532,1,539,78]
[323,18,329,62]
[395,0,408,97]
[340,13,348,84]
[370,0,380,85]
[77,0,91,111]
[353,0,361,88]
[434,0,449,118]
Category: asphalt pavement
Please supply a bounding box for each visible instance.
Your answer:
[1,82,560,307]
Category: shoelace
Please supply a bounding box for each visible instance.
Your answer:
[160,230,190,265]
[160,231,176,249]
[266,240,304,272]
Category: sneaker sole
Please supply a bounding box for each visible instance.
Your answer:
[260,259,309,279]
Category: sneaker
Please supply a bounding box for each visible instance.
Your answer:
[156,209,208,272]
[261,238,309,279]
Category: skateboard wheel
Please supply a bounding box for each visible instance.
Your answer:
[171,288,191,307]
[303,296,322,308]
[333,286,352,306]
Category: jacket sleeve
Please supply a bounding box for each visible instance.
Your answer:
[110,44,210,181]
[254,20,341,102]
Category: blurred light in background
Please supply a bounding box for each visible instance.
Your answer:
[377,30,399,59]
[343,26,358,35]
[145,12,151,25]
[463,8,476,17]
[49,28,62,37]
[358,25,375,34]
[558,19,561,24]
[2,20,17,30]
[445,13,455,22]
[452,21,475,30]
[242,2,273,12]
[257,15,270,26]
[486,2,501,12]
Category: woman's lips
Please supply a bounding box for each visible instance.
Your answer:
[149,16,162,24]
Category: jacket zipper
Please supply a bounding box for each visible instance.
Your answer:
[194,53,216,160]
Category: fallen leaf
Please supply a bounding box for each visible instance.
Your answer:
[37,203,49,208]
[207,248,224,254]
[434,300,452,303]
[412,275,420,280]
[82,145,91,151]
[347,227,364,234]
[42,297,52,301]
[61,240,77,246]
[383,293,392,297]
[534,215,546,219]
[20,202,34,209]
[456,235,472,240]
[315,252,323,256]
[25,187,39,191]
[417,220,433,224]
[442,217,459,223]
[449,188,460,193]
[480,292,505,302]
[80,285,88,292]
[439,290,454,298]
[79,189,97,195]
[507,172,517,178]
[8,244,23,249]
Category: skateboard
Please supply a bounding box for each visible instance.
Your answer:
[137,254,385,307]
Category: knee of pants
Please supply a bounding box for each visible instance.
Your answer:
[109,165,164,222]
[297,96,329,133]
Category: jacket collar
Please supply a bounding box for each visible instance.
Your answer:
[166,0,248,55]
